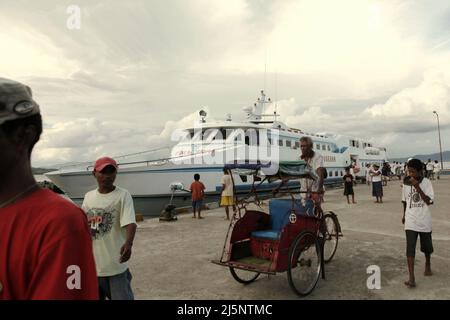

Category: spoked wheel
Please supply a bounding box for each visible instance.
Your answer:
[229,267,260,284]
[322,213,339,263]
[287,231,322,296]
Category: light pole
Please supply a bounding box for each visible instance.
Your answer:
[433,111,444,170]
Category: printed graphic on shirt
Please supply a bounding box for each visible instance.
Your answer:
[86,207,115,239]
[407,188,424,208]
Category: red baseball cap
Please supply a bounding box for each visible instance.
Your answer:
[94,157,118,172]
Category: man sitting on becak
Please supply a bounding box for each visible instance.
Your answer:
[299,136,325,212]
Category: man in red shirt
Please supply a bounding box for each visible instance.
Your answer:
[190,174,205,219]
[0,77,98,300]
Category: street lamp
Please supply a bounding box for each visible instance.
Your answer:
[433,111,444,170]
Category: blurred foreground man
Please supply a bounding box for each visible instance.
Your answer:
[82,157,137,300]
[0,78,98,299]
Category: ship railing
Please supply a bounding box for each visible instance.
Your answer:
[86,157,173,171]
[84,151,211,171]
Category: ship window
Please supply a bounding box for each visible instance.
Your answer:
[329,171,333,177]
[327,145,330,151]
[286,140,292,147]
[295,141,300,149]
[335,171,338,177]
[244,129,259,146]
[316,144,320,150]
[186,130,195,139]
[322,145,326,150]
[340,171,343,176]
[279,139,283,147]
[268,138,272,145]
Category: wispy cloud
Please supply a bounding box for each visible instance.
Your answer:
[1,0,449,165]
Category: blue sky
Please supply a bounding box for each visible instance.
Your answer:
[1,0,449,166]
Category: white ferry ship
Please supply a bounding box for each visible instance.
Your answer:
[46,91,388,214]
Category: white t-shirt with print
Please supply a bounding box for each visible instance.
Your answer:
[426,162,434,171]
[401,178,434,232]
[82,186,136,277]
[300,152,324,192]
[221,174,234,196]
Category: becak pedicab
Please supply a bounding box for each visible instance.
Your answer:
[212,161,342,296]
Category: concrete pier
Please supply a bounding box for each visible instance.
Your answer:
[129,176,450,299]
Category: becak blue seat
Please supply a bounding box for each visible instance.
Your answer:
[251,199,315,240]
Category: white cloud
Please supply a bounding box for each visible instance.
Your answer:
[33,108,213,167]
[364,67,450,131]
[261,67,450,155]
[1,0,450,166]
[0,20,79,79]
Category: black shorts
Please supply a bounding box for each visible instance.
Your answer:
[405,230,434,257]
[344,183,354,195]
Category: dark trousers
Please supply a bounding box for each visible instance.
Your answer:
[98,269,134,300]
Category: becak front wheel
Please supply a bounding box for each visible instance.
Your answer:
[287,231,322,296]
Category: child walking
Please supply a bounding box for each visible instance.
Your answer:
[401,159,434,288]
[343,167,356,204]
[190,174,205,219]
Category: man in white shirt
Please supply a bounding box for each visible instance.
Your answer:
[425,159,434,179]
[82,157,137,299]
[433,160,440,180]
[299,136,325,205]
[401,158,434,288]
[390,162,397,179]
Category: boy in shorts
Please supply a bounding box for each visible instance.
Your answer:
[401,158,434,288]
[190,174,205,219]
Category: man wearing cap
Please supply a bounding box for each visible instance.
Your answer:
[0,77,98,299]
[82,157,137,300]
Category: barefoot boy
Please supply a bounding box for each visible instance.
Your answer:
[343,167,356,204]
[401,158,434,288]
[190,174,205,219]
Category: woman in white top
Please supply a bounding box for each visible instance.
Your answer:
[370,164,383,203]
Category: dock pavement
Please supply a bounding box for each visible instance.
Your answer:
[129,176,450,299]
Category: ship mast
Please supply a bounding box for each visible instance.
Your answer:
[243,90,279,124]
